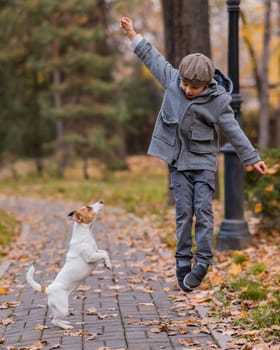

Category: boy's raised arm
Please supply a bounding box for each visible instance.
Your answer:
[120,17,137,40]
[120,16,177,89]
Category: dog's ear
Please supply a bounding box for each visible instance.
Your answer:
[68,211,83,223]
[68,211,75,218]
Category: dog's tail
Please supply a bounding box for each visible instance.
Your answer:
[26,265,47,293]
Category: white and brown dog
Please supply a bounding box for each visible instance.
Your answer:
[26,200,111,329]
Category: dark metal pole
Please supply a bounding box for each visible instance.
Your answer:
[216,0,252,251]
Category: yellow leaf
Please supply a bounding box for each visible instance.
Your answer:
[141,265,153,272]
[266,167,278,175]
[265,184,274,192]
[37,71,45,85]
[0,286,10,295]
[229,263,242,276]
[231,310,248,317]
[210,273,222,285]
[246,165,254,172]
[254,203,263,214]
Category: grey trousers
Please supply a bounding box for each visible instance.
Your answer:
[169,167,215,265]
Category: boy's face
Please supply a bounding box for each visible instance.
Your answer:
[180,81,207,99]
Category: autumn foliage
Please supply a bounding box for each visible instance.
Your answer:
[245,148,280,231]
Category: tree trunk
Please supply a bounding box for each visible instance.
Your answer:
[35,158,43,176]
[258,0,272,149]
[161,0,212,205]
[52,31,65,178]
[162,0,211,67]
[53,67,65,178]
[83,156,89,180]
[276,0,280,147]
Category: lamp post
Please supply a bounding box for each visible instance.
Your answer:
[216,0,252,251]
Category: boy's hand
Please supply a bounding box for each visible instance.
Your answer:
[252,161,267,175]
[120,17,137,40]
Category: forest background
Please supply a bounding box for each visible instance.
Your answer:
[0,0,279,178]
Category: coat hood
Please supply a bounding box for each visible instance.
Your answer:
[208,68,233,96]
[197,68,233,100]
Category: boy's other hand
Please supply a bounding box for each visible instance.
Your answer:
[252,161,267,175]
[120,17,137,40]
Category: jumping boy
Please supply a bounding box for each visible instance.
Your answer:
[120,17,267,292]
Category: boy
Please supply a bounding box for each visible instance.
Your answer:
[120,17,267,292]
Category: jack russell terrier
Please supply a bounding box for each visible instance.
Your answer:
[26,200,112,329]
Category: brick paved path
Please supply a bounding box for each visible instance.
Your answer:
[0,196,221,350]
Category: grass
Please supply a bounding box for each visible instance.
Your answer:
[0,209,20,258]
[230,276,268,301]
[0,174,168,216]
[236,293,280,341]
[249,297,280,328]
[249,262,267,275]
[230,251,249,265]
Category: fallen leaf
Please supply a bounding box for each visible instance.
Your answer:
[141,265,153,272]
[0,301,20,309]
[30,340,48,349]
[0,286,10,294]
[229,263,242,276]
[150,327,161,333]
[34,323,48,330]
[178,338,200,346]
[138,303,154,307]
[76,284,91,291]
[252,344,270,350]
[254,203,263,214]
[108,285,126,291]
[172,303,194,311]
[63,330,86,336]
[84,307,97,315]
[1,318,15,326]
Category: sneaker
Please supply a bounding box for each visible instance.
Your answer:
[176,263,191,293]
[183,262,209,291]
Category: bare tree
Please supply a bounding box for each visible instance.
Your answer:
[276,0,280,147]
[240,10,262,100]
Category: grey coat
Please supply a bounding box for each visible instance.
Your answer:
[133,38,260,172]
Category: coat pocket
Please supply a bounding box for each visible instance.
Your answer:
[153,110,177,146]
[189,128,218,154]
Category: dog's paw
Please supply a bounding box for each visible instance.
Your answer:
[62,324,74,330]
[105,262,112,270]
[52,319,73,330]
